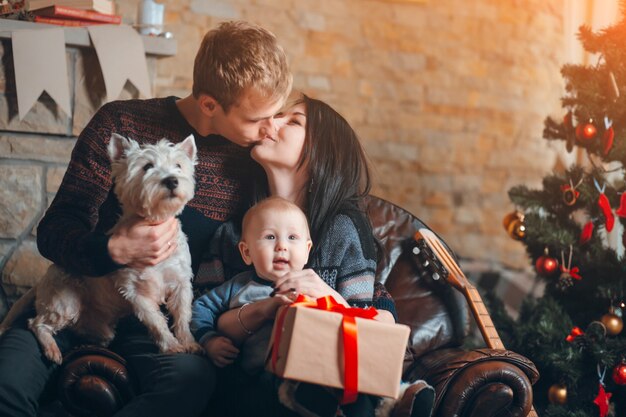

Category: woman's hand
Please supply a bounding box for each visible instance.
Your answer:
[203,336,239,367]
[216,296,294,345]
[256,295,293,319]
[273,269,349,306]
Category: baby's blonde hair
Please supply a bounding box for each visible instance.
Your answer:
[241,197,310,240]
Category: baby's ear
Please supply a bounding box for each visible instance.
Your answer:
[305,240,313,261]
[238,241,253,265]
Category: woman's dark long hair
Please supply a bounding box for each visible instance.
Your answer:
[249,94,372,258]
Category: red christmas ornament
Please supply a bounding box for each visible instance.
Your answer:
[535,250,559,276]
[576,120,597,141]
[593,383,612,417]
[613,362,626,385]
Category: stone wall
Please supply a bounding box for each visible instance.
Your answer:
[0,38,158,316]
[0,0,566,317]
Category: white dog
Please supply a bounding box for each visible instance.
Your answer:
[0,134,201,364]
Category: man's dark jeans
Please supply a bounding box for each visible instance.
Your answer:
[0,315,215,417]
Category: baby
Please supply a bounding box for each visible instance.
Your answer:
[191,196,312,372]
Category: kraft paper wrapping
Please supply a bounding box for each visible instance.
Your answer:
[12,28,71,120]
[266,305,410,399]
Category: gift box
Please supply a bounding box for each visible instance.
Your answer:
[266,296,410,400]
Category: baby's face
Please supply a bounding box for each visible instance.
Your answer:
[239,208,312,282]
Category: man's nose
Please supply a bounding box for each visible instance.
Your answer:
[262,117,279,137]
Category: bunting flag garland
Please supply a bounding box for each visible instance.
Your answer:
[12,28,71,120]
[88,25,152,103]
[10,25,153,120]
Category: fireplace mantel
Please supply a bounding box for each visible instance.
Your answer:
[0,20,176,56]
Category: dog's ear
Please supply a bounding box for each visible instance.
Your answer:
[178,135,198,164]
[108,133,131,162]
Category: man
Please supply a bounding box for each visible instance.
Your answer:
[0,21,292,417]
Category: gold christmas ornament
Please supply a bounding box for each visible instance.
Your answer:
[503,211,526,240]
[601,311,623,336]
[548,383,567,405]
[502,211,520,230]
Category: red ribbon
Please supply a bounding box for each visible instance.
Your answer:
[270,295,378,404]
[566,326,584,342]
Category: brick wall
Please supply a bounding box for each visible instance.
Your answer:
[139,0,565,268]
[0,0,566,316]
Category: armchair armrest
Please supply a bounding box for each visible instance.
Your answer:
[405,348,539,417]
[59,345,134,417]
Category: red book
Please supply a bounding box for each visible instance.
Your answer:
[32,5,121,24]
[33,15,108,26]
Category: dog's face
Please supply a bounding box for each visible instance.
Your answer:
[108,134,197,221]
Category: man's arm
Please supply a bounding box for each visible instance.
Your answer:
[37,103,177,276]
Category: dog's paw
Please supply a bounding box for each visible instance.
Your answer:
[43,343,63,365]
[183,341,203,355]
[160,340,185,354]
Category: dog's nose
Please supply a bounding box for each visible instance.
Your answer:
[163,176,178,190]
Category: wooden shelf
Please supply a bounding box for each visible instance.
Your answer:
[0,20,176,56]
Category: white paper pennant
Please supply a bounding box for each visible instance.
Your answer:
[87,25,152,103]
[12,29,71,120]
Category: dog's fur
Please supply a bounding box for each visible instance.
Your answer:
[0,134,201,363]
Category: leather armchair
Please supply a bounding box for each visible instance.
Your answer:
[56,196,539,417]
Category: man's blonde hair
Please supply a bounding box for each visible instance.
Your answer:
[241,197,310,239]
[193,21,292,111]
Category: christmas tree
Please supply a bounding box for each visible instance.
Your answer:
[490,3,626,417]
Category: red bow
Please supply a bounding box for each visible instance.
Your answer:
[271,295,378,404]
[566,326,584,342]
[561,265,582,280]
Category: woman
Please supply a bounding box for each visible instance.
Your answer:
[199,94,434,417]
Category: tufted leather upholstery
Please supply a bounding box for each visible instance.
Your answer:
[58,196,538,417]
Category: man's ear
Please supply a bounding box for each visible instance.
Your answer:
[198,95,219,116]
[238,241,253,265]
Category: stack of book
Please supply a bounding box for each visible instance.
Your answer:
[29,0,120,26]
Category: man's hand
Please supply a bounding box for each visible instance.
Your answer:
[203,336,239,368]
[107,216,179,268]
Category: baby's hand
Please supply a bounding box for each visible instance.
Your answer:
[204,336,239,368]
